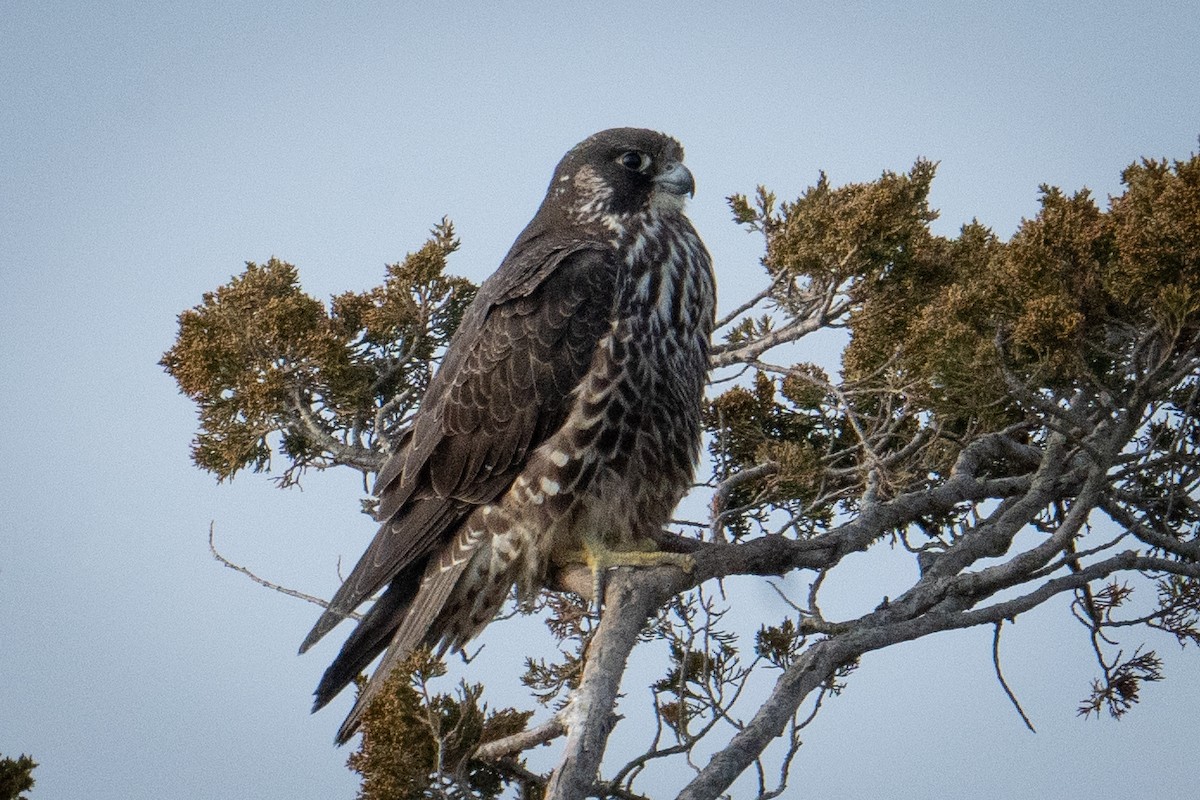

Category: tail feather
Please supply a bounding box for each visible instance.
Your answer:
[334,557,471,745]
[311,559,425,713]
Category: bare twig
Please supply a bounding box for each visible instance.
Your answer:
[992,621,1037,732]
[207,523,358,619]
[708,461,780,542]
[714,282,778,331]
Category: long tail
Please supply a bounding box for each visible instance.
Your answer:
[331,515,489,748]
[310,560,425,713]
[332,556,471,744]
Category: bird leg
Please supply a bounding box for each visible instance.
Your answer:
[579,537,695,613]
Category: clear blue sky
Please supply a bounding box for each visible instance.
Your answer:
[2,2,1198,798]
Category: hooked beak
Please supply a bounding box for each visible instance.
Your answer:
[654,160,696,197]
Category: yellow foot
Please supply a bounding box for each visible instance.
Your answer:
[583,546,695,612]
[588,547,695,572]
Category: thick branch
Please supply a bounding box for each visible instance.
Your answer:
[676,636,859,800]
[677,546,1195,800]
[1101,497,1200,562]
[545,571,666,800]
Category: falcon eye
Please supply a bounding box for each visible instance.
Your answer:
[618,151,652,173]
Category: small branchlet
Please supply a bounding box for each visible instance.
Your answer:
[650,595,743,741]
[755,618,806,670]
[1078,647,1165,720]
[162,220,475,488]
[0,753,37,800]
[521,592,596,707]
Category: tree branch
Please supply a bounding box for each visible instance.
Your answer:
[676,636,858,800]
[474,715,567,761]
[708,462,780,543]
[207,523,358,618]
[545,570,667,800]
[709,296,849,369]
[992,621,1037,733]
[290,391,386,472]
[713,281,779,331]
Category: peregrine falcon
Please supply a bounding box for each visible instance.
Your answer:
[301,128,716,743]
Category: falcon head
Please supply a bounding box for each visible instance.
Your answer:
[544,128,697,226]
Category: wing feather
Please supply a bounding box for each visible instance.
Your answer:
[301,244,617,685]
[299,495,467,653]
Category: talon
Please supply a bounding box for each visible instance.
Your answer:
[560,536,694,613]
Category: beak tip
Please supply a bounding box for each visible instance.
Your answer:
[655,161,696,197]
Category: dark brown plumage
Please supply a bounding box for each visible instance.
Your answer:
[301,128,715,743]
